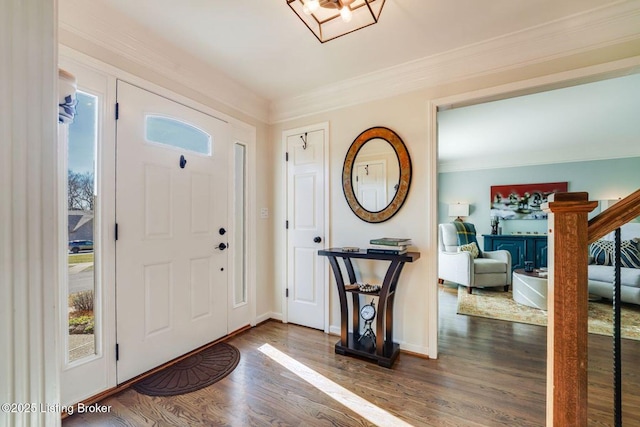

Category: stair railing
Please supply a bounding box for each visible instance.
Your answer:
[542,189,640,426]
[587,188,640,427]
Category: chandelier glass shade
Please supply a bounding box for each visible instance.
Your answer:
[287,0,386,43]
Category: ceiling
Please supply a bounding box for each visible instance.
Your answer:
[59,0,640,165]
[61,0,620,103]
[438,72,640,172]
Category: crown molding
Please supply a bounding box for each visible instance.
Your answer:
[270,0,640,123]
[59,1,640,125]
[438,151,640,174]
[59,1,270,124]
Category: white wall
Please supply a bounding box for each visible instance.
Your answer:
[273,93,433,354]
[271,47,640,357]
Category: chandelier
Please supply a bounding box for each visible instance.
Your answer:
[287,0,386,43]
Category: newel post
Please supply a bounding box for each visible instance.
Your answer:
[542,193,598,426]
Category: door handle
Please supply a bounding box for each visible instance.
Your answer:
[216,243,227,250]
[314,236,322,243]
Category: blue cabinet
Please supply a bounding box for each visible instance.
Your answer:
[483,235,548,271]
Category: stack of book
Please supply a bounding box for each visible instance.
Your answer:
[367,237,411,255]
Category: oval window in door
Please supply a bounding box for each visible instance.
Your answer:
[145,115,212,156]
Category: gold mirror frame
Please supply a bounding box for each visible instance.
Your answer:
[342,127,412,223]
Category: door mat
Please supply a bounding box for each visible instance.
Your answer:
[132,342,240,396]
[454,285,640,341]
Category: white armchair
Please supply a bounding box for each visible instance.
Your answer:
[438,223,512,294]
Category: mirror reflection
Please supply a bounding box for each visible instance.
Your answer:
[342,126,412,223]
[351,138,400,212]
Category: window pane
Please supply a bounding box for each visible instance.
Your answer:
[145,115,212,155]
[67,91,98,363]
[233,143,247,305]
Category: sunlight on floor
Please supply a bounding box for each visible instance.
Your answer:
[258,344,413,427]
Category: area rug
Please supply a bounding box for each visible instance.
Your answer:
[132,342,240,396]
[455,286,640,341]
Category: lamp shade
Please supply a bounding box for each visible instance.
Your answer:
[287,0,386,43]
[448,203,469,218]
[600,199,620,211]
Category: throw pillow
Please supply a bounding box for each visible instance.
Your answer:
[588,239,640,268]
[589,240,613,265]
[459,242,480,259]
[453,221,482,257]
[622,240,640,268]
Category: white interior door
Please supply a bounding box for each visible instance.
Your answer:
[286,127,327,330]
[116,81,230,383]
[354,160,387,211]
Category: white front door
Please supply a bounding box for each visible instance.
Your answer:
[285,126,328,331]
[115,81,230,383]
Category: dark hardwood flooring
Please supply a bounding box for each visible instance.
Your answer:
[63,284,640,426]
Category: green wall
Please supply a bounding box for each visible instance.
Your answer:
[438,157,640,241]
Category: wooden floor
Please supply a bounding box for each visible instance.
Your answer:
[64,285,640,426]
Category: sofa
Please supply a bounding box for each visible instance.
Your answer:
[587,223,640,305]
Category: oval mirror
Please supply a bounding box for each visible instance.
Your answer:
[342,127,412,223]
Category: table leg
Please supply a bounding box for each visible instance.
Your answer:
[376,260,404,354]
[327,256,348,346]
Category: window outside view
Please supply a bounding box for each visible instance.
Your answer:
[67,91,98,363]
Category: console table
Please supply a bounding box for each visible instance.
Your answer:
[483,234,548,271]
[318,248,420,368]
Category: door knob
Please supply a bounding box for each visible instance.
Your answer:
[219,227,226,235]
[314,236,322,243]
[216,243,227,250]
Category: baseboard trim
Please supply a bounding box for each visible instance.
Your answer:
[255,311,282,325]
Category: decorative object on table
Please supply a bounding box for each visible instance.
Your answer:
[449,202,470,222]
[369,237,411,246]
[358,283,381,293]
[490,182,568,220]
[367,246,408,255]
[490,216,500,235]
[368,237,411,255]
[524,261,534,272]
[359,299,377,343]
[343,127,412,223]
[341,246,360,252]
[287,0,386,44]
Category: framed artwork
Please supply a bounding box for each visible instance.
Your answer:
[490,182,568,220]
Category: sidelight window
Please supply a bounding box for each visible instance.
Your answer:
[66,90,99,363]
[233,143,247,305]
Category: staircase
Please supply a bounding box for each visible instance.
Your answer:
[544,189,640,426]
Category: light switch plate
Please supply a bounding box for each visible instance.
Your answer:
[260,208,269,219]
